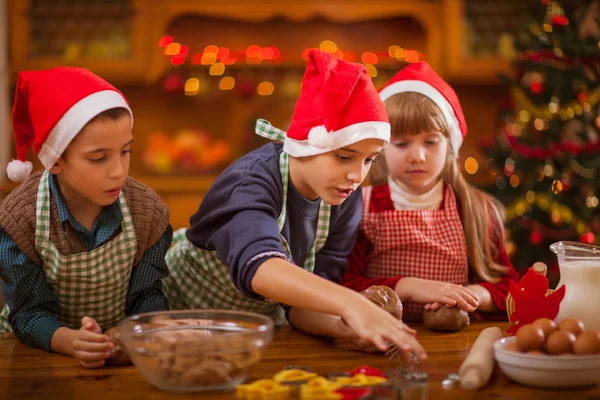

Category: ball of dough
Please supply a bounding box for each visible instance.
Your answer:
[423,306,470,332]
[105,327,132,366]
[360,285,403,321]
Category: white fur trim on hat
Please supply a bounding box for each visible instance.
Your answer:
[379,80,463,154]
[7,160,33,183]
[307,125,336,149]
[283,121,390,157]
[38,90,133,169]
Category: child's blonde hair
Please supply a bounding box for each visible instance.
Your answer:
[370,92,509,283]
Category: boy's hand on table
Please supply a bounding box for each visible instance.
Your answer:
[72,316,113,368]
[340,296,426,365]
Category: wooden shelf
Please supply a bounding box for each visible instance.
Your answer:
[447,57,515,85]
[26,9,136,18]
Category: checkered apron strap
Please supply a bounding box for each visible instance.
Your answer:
[163,143,331,325]
[362,185,469,321]
[276,151,331,272]
[34,171,51,248]
[255,118,287,142]
[0,306,11,332]
[31,171,137,330]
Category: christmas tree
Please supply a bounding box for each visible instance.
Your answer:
[484,0,600,286]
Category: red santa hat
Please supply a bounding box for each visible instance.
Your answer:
[283,49,390,157]
[378,62,467,154]
[7,67,132,182]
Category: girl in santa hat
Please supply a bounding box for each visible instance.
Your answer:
[0,68,172,367]
[163,49,426,362]
[342,62,519,321]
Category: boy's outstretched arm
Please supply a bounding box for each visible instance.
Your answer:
[252,257,427,362]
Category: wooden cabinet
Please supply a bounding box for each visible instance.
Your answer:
[138,0,518,85]
[8,0,154,84]
[141,0,447,81]
[8,0,518,85]
[4,0,519,228]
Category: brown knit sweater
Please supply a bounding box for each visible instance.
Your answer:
[0,171,170,266]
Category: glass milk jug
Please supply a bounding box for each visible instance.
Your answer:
[550,241,600,331]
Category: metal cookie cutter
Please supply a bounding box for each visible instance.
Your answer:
[441,373,461,389]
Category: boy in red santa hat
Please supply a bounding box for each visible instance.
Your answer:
[0,68,172,368]
[163,49,426,362]
[342,62,519,321]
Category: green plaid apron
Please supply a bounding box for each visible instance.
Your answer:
[163,119,331,325]
[0,171,137,331]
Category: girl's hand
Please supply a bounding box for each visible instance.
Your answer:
[340,296,426,365]
[424,301,444,311]
[395,277,479,312]
[72,317,113,368]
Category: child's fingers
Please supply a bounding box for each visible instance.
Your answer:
[390,330,427,361]
[78,329,111,344]
[400,323,416,336]
[447,291,476,311]
[425,302,442,310]
[370,333,389,352]
[81,316,102,333]
[382,319,426,358]
[73,339,113,353]
[400,346,425,367]
[74,349,111,363]
[458,287,480,307]
[436,295,457,307]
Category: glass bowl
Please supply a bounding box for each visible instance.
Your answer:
[119,309,274,392]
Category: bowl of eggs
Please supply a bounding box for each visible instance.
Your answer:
[494,318,600,388]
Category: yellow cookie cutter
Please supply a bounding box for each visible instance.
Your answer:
[236,379,292,400]
[299,377,342,400]
[300,388,343,400]
[273,369,318,382]
[334,373,387,387]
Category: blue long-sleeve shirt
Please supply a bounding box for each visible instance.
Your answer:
[185,143,363,299]
[0,174,172,351]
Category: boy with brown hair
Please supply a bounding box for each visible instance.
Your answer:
[0,67,172,368]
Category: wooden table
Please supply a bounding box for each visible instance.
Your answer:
[1,322,599,399]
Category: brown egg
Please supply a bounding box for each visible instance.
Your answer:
[558,318,585,337]
[532,318,558,337]
[545,330,576,355]
[573,331,600,355]
[504,342,522,352]
[527,350,546,356]
[516,324,545,351]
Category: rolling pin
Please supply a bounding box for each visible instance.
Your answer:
[458,327,502,390]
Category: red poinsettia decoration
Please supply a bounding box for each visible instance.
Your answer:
[507,268,566,334]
